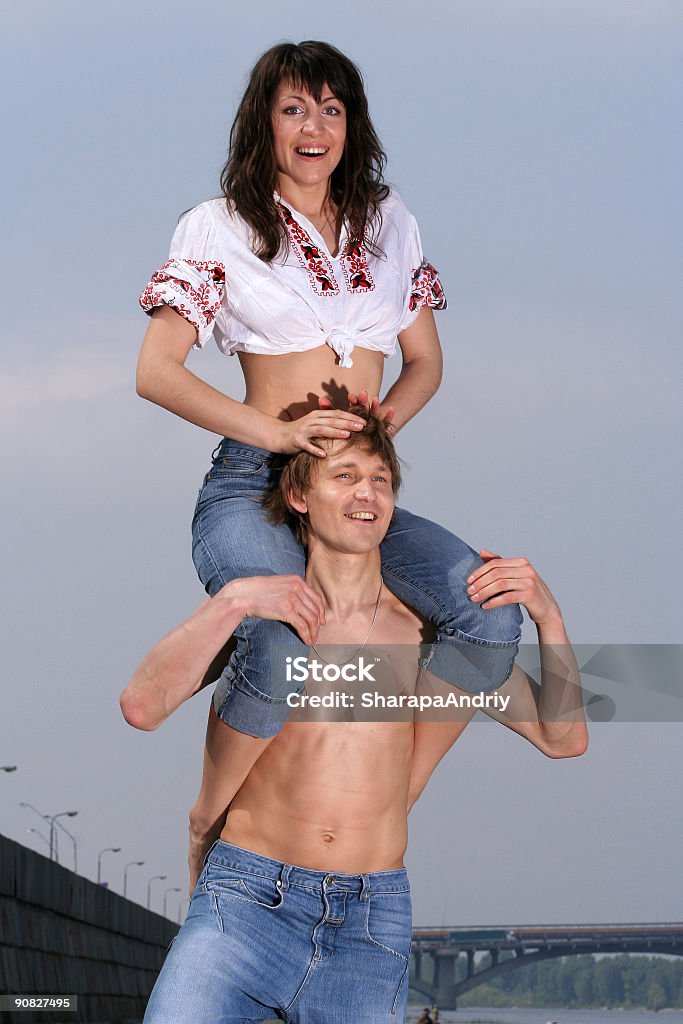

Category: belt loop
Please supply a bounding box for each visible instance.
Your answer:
[360,873,371,901]
[278,864,291,892]
[204,839,219,866]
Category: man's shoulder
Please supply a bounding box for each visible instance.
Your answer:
[382,589,434,644]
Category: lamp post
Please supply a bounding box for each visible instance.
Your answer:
[123,860,145,899]
[47,811,78,862]
[97,847,121,885]
[54,818,78,873]
[1,766,17,772]
[19,804,62,862]
[27,827,50,850]
[177,897,191,924]
[162,886,181,918]
[19,801,48,823]
[20,802,50,848]
[146,874,167,910]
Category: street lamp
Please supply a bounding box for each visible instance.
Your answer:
[47,811,78,862]
[97,847,122,886]
[162,886,181,918]
[19,801,48,823]
[27,827,50,850]
[146,874,167,910]
[1,766,17,772]
[177,897,191,924]
[123,860,145,899]
[54,818,78,873]
[20,804,57,859]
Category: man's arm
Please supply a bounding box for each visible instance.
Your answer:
[407,552,588,810]
[187,707,271,892]
[408,716,474,812]
[467,550,588,758]
[120,575,324,730]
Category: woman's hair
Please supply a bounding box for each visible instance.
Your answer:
[220,40,390,261]
[264,409,402,547]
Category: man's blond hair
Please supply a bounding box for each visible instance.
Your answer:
[265,409,401,546]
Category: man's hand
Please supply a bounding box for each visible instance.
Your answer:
[220,575,325,644]
[467,550,562,627]
[318,390,396,433]
[464,550,586,757]
[121,574,326,732]
[187,711,272,893]
[188,817,220,895]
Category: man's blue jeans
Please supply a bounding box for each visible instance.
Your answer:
[143,841,412,1023]
[192,438,522,737]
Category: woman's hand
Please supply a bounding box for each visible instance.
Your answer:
[272,409,367,458]
[317,389,396,433]
[467,550,563,627]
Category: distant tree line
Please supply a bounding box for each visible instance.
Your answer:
[458,954,683,1010]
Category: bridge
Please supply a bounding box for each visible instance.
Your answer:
[410,922,683,1009]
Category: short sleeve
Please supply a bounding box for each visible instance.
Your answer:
[399,211,447,332]
[139,204,226,349]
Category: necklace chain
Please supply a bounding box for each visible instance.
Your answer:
[312,208,333,234]
[309,577,383,666]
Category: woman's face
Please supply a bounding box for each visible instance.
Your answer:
[271,80,347,195]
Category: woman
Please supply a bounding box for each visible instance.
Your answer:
[135,40,521,747]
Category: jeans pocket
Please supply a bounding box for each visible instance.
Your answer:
[209,453,269,477]
[364,890,412,961]
[192,465,269,524]
[203,868,284,910]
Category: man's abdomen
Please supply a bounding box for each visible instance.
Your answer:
[221,721,413,873]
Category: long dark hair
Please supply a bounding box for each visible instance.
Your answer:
[220,41,389,262]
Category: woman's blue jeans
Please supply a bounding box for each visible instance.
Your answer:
[192,438,522,738]
[143,840,412,1023]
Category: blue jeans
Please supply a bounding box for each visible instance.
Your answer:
[143,840,412,1023]
[192,438,522,737]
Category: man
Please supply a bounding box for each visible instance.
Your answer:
[122,414,587,1023]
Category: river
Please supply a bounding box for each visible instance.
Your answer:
[408,1009,683,1024]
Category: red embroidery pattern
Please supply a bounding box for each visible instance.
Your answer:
[408,260,447,313]
[278,203,376,298]
[339,238,375,293]
[139,258,226,331]
[278,204,339,297]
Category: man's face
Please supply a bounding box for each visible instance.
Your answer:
[290,443,395,555]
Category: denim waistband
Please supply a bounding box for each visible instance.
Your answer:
[206,840,409,894]
[212,436,277,461]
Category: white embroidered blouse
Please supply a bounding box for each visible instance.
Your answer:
[139,189,446,369]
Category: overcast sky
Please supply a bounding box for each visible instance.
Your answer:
[1,0,681,928]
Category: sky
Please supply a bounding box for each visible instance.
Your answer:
[1,0,682,931]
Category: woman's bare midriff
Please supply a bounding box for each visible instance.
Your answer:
[220,720,414,872]
[238,346,385,422]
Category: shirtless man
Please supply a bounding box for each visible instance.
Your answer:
[122,415,587,1024]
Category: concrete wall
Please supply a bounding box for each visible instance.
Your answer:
[0,834,178,1023]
